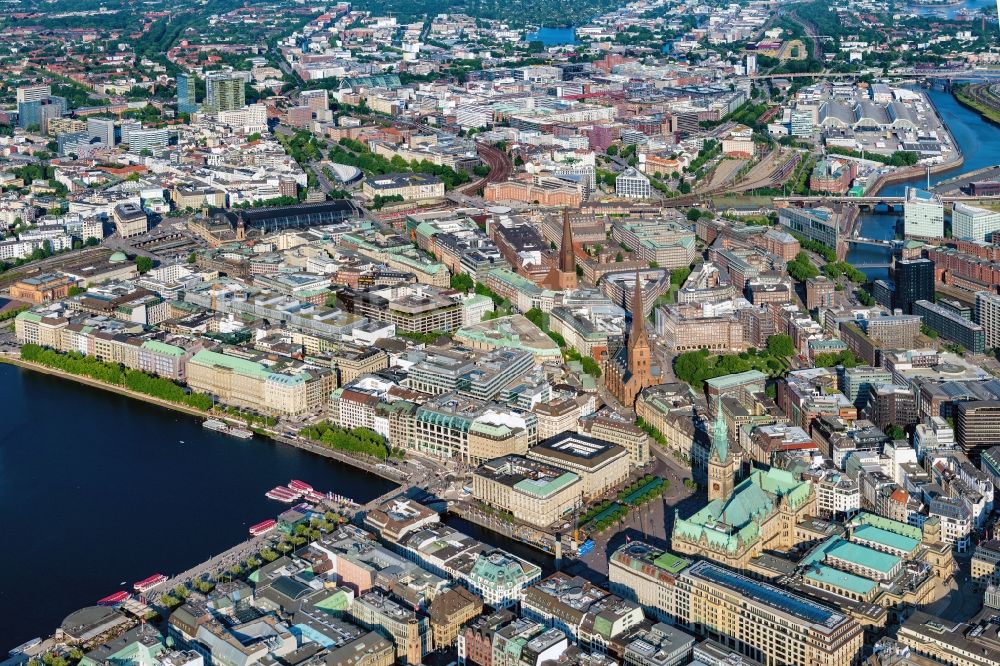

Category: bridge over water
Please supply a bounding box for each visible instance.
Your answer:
[750,69,1000,81]
[846,237,895,248]
[776,195,1000,209]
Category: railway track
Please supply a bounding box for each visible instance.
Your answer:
[455,142,513,196]
[962,82,1000,112]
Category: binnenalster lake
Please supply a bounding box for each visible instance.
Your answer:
[0,363,397,650]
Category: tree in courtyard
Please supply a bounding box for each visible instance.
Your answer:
[670,267,692,286]
[766,334,796,358]
[450,272,474,292]
[136,256,154,274]
[885,424,906,441]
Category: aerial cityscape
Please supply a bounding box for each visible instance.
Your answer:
[3,1,1000,665]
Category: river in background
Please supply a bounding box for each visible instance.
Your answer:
[908,0,995,19]
[0,363,397,650]
[848,86,1000,278]
[526,26,577,46]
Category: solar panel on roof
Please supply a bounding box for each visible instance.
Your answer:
[692,562,844,629]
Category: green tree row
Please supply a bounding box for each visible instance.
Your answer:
[823,261,866,284]
[787,252,821,282]
[331,138,471,189]
[299,421,403,460]
[0,306,29,322]
[635,416,669,447]
[826,146,920,167]
[813,349,859,368]
[20,344,213,410]
[790,232,837,263]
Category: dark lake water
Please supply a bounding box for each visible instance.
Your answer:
[0,363,397,650]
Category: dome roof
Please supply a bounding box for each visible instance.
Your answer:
[109,251,128,263]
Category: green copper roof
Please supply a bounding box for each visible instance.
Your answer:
[190,349,270,380]
[805,536,900,574]
[849,512,923,541]
[470,421,513,438]
[673,468,811,554]
[141,340,186,357]
[852,523,920,554]
[514,472,578,498]
[805,563,877,596]
[469,552,536,586]
[652,552,689,574]
[390,253,445,273]
[486,268,546,296]
[704,370,767,390]
[709,410,729,463]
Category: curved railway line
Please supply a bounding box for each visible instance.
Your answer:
[454,142,513,196]
[962,82,1000,111]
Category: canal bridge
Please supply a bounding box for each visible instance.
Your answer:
[846,237,895,248]
[852,262,893,269]
[750,69,1000,81]
[776,194,1000,210]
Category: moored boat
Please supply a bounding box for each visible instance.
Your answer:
[249,519,277,536]
[97,591,130,606]
[133,573,167,593]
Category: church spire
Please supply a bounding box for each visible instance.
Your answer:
[710,409,730,464]
[629,272,648,345]
[559,208,575,274]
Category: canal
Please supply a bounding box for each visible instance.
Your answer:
[848,86,1000,279]
[0,363,398,650]
[444,515,556,576]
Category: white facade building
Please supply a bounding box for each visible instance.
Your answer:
[616,167,651,199]
[903,187,944,238]
[975,291,1000,350]
[953,202,1000,242]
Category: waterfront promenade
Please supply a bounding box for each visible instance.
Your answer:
[0,359,402,646]
[152,534,276,606]
[0,352,408,485]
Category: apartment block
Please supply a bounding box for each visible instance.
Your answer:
[975,290,1000,349]
[953,202,1000,242]
[186,348,334,417]
[913,300,985,353]
[349,591,433,665]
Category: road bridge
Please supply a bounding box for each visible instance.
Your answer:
[750,69,1000,81]
[846,237,895,248]
[777,194,1000,206]
[776,195,904,206]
